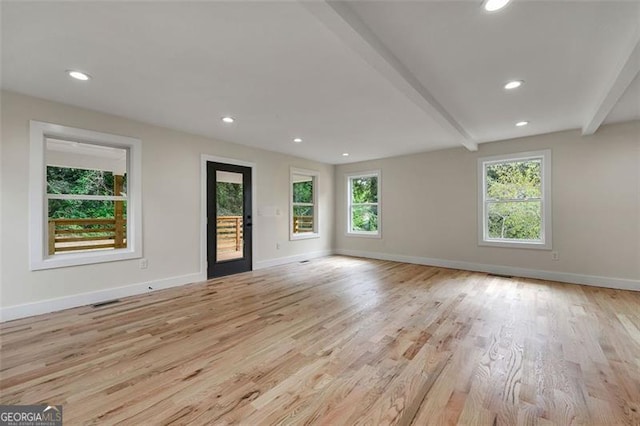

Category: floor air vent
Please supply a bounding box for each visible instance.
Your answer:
[487,273,513,278]
[92,299,121,308]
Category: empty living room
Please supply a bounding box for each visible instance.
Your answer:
[1,0,639,424]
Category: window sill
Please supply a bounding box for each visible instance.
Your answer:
[290,233,320,241]
[479,239,551,250]
[346,231,381,239]
[31,248,141,271]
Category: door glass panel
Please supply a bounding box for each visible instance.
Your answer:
[216,171,243,261]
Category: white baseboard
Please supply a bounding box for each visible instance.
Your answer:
[0,250,333,322]
[335,249,640,292]
[0,272,203,323]
[4,248,636,322]
[254,249,333,270]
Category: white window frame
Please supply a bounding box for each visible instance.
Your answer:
[29,121,143,270]
[289,167,319,240]
[478,149,551,250]
[346,170,381,238]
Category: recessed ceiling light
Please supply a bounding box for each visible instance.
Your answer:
[516,121,529,127]
[293,138,302,143]
[67,70,91,81]
[504,80,523,90]
[483,0,511,12]
[221,116,235,124]
[342,153,349,157]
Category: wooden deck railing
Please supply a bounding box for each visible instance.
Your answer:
[294,215,314,233]
[50,214,314,256]
[217,216,243,253]
[48,218,126,255]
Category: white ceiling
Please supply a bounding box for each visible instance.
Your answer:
[348,1,640,143]
[2,1,639,165]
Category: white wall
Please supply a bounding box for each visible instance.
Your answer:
[1,90,638,321]
[335,121,640,289]
[0,91,334,314]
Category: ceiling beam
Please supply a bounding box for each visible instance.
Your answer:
[301,1,477,151]
[582,33,640,136]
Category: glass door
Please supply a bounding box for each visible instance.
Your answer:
[207,161,252,278]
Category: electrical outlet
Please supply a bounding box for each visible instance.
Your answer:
[140,258,148,269]
[276,243,280,250]
[551,251,559,261]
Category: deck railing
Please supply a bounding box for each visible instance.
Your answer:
[217,216,243,253]
[216,215,314,255]
[293,215,314,233]
[48,218,126,255]
[49,215,314,256]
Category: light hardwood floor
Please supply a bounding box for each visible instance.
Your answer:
[1,256,639,425]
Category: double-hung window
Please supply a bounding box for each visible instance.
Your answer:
[290,168,319,240]
[347,171,381,237]
[29,121,142,270]
[478,150,551,249]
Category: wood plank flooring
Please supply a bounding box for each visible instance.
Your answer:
[1,256,639,425]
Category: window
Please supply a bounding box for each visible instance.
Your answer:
[29,121,142,270]
[478,150,551,249]
[290,168,319,240]
[347,171,381,237]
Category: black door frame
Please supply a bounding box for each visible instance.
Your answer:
[206,161,253,278]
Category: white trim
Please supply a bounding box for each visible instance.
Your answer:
[477,150,552,250]
[200,154,257,280]
[29,121,143,270]
[346,231,383,239]
[346,169,382,238]
[46,194,127,201]
[290,167,320,241]
[1,248,333,322]
[334,249,640,292]
[0,272,203,322]
[345,170,379,179]
[254,249,333,270]
[5,249,636,322]
[290,234,320,241]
